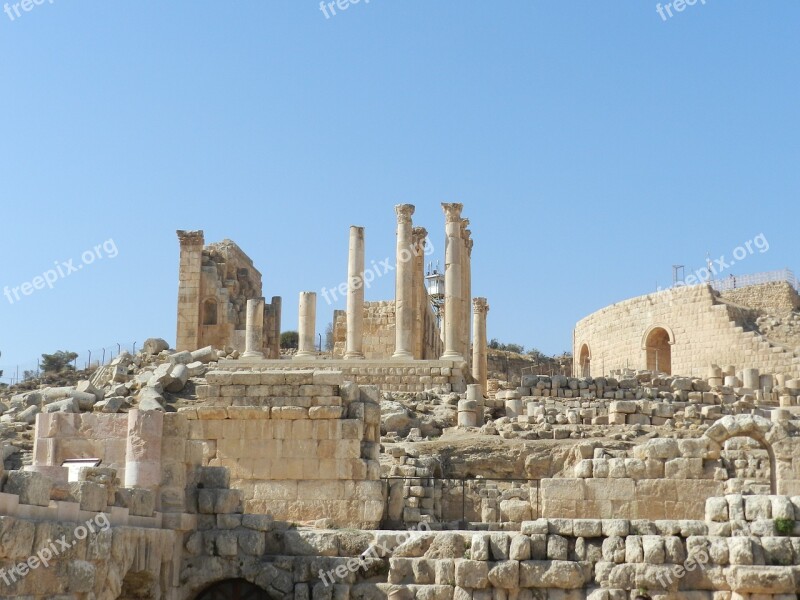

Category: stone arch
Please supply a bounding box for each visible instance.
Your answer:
[195,579,270,600]
[203,298,218,326]
[641,324,675,374]
[703,414,792,495]
[578,343,591,378]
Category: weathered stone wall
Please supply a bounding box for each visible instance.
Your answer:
[573,284,800,379]
[191,369,384,528]
[720,280,800,311]
[225,359,469,394]
[176,231,281,357]
[333,299,444,360]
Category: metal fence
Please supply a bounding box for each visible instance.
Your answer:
[709,269,798,293]
[0,341,139,387]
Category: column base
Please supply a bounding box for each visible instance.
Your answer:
[293,352,317,360]
[344,352,365,360]
[241,351,265,359]
[391,351,414,360]
[440,351,465,361]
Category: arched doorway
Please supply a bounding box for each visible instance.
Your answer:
[720,437,772,494]
[196,579,270,600]
[643,326,672,374]
[578,344,591,377]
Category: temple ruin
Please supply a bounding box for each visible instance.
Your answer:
[0,205,798,599]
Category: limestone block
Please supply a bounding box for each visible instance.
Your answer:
[487,561,519,589]
[546,535,568,560]
[114,487,155,516]
[69,481,107,512]
[743,495,771,520]
[518,560,585,589]
[509,535,531,561]
[4,471,51,506]
[454,560,488,588]
[705,497,729,522]
[470,534,490,561]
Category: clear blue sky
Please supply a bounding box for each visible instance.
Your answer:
[1,2,798,379]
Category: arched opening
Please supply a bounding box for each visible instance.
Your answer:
[719,437,772,495]
[203,298,218,326]
[579,344,591,378]
[704,415,784,495]
[196,579,270,600]
[644,327,672,374]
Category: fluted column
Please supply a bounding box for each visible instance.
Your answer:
[242,297,265,358]
[461,224,473,362]
[345,226,366,359]
[295,291,317,359]
[411,227,427,360]
[472,297,489,395]
[392,204,415,359]
[440,203,464,361]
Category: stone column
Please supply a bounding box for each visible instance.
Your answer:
[345,226,366,359]
[411,227,428,359]
[440,203,464,361]
[467,383,484,424]
[472,297,489,395]
[124,409,163,491]
[242,297,265,358]
[392,204,415,360]
[295,291,317,359]
[265,296,282,359]
[175,230,205,351]
[462,225,473,362]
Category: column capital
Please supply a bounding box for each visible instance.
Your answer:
[349,225,365,235]
[466,236,474,257]
[411,227,428,252]
[395,204,415,224]
[441,202,463,223]
[460,218,470,237]
[177,230,204,245]
[473,297,489,313]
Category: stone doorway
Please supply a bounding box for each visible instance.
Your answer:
[195,579,270,600]
[579,344,591,377]
[644,326,672,374]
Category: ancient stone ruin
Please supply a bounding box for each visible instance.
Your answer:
[0,204,799,599]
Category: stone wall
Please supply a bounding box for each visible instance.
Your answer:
[720,281,800,311]
[224,359,470,393]
[333,299,444,360]
[176,230,281,357]
[573,284,800,379]
[192,369,383,528]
